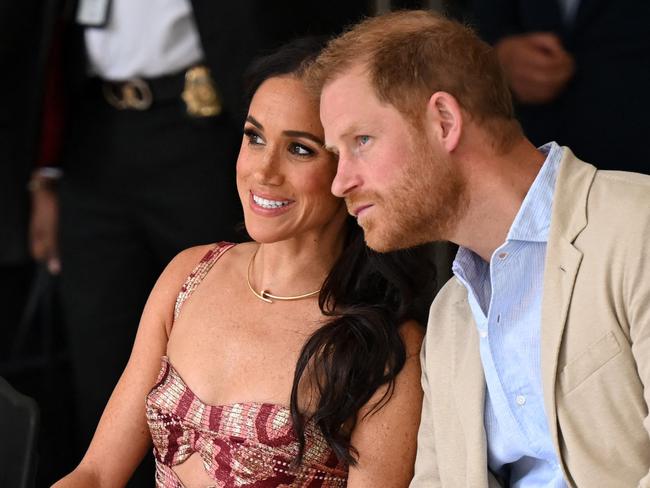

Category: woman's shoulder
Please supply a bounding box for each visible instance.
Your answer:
[168,241,254,272]
[398,319,425,358]
[154,243,236,300]
[159,241,258,292]
[171,243,222,269]
[151,242,246,335]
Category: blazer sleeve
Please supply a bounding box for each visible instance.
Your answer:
[627,218,650,487]
[409,337,441,487]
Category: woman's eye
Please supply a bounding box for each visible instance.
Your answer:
[244,129,264,146]
[289,143,314,157]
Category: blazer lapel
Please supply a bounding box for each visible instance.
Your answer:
[540,241,582,447]
[452,298,490,486]
[540,148,596,462]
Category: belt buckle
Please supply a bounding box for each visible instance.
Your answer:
[103,78,153,110]
[182,66,222,117]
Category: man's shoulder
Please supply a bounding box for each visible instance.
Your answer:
[426,277,469,325]
[587,169,650,225]
[592,169,650,199]
[563,150,650,203]
[422,276,475,369]
[554,152,650,236]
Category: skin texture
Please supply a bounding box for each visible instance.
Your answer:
[52,75,424,488]
[320,66,545,262]
[321,67,468,252]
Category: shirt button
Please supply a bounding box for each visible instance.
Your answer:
[516,395,526,406]
[479,330,488,338]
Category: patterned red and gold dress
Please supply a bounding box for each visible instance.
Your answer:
[145,243,348,487]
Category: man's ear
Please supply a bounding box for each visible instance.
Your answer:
[425,91,462,152]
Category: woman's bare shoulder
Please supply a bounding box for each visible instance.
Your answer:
[147,243,244,328]
[163,241,253,284]
[398,319,425,358]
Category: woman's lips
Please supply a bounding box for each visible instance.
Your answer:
[249,191,295,216]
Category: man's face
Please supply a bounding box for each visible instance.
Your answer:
[320,68,466,252]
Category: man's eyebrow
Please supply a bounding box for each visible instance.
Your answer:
[283,130,324,146]
[246,115,263,130]
[324,143,339,155]
[324,123,362,155]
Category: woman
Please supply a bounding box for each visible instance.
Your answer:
[53,38,430,488]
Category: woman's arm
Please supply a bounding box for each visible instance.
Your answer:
[346,320,424,488]
[52,245,213,488]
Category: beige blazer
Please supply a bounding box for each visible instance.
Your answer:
[410,149,650,487]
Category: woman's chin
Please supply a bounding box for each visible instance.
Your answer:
[244,225,290,244]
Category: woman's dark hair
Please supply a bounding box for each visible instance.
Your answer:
[243,36,329,106]
[243,37,436,466]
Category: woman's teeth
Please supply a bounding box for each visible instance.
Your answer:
[253,194,291,209]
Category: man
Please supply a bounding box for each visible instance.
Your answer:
[307,10,650,487]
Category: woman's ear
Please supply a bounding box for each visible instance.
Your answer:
[425,91,462,152]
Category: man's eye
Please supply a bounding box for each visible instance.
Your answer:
[357,135,371,146]
[289,143,313,157]
[244,129,264,145]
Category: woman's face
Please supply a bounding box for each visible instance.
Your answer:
[236,76,347,244]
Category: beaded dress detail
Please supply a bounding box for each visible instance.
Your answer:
[146,243,348,487]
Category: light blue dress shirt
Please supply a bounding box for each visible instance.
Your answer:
[452,142,567,487]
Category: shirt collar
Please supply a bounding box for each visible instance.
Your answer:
[452,141,563,277]
[507,141,562,243]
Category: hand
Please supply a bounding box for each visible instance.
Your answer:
[29,182,60,274]
[495,32,575,105]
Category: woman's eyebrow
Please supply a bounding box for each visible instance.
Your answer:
[283,130,324,146]
[246,115,263,130]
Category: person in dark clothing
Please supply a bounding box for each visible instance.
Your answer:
[29,1,370,485]
[472,0,650,173]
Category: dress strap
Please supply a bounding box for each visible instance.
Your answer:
[173,242,235,321]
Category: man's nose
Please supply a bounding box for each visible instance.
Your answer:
[331,154,361,197]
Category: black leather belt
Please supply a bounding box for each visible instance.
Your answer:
[98,71,184,110]
[91,65,223,116]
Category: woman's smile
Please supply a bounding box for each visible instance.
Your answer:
[249,191,295,216]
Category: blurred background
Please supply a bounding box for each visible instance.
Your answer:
[1,0,648,486]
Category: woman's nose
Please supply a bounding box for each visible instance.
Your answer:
[253,148,284,186]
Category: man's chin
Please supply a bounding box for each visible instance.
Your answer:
[363,230,407,253]
[364,225,438,252]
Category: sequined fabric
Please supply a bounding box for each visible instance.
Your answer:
[146,242,348,487]
[173,242,235,321]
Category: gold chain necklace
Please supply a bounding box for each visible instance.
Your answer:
[246,247,321,304]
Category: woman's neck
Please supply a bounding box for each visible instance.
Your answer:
[250,228,346,298]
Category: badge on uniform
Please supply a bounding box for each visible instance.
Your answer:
[182,66,223,118]
[76,0,112,27]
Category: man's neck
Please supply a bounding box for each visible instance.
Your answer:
[450,137,546,262]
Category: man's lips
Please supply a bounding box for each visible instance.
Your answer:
[350,203,374,217]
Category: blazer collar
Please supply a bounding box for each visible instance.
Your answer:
[540,147,596,465]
